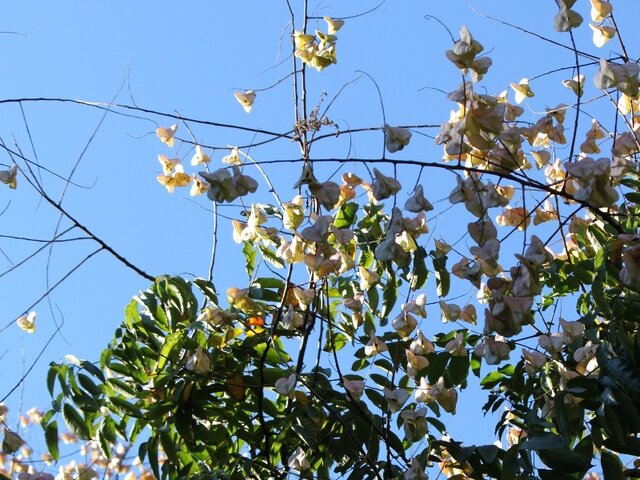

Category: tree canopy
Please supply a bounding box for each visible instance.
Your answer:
[2,1,640,479]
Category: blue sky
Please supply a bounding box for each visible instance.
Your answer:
[1,0,638,473]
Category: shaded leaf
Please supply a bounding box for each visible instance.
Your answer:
[601,450,624,480]
[380,275,398,320]
[62,403,91,439]
[537,449,591,473]
[45,421,59,461]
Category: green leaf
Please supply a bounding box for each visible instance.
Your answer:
[360,248,374,270]
[433,253,450,297]
[477,444,500,464]
[174,408,195,444]
[100,417,117,444]
[538,470,575,480]
[601,450,624,480]
[250,367,288,387]
[470,356,481,378]
[253,277,285,290]
[603,436,640,456]
[518,433,568,451]
[146,402,175,420]
[603,404,626,446]
[148,435,161,479]
[425,416,446,434]
[380,275,398,320]
[613,389,640,432]
[334,202,358,229]
[448,354,470,385]
[363,311,375,337]
[242,242,257,278]
[78,373,102,397]
[253,342,290,365]
[352,358,370,371]
[411,247,429,290]
[55,364,71,397]
[553,393,571,435]
[79,360,105,383]
[386,431,404,456]
[370,373,391,388]
[45,421,59,461]
[98,430,112,460]
[107,378,138,396]
[624,192,640,203]
[124,299,141,330]
[598,346,640,395]
[72,395,102,413]
[591,271,611,315]
[364,388,386,410]
[256,287,280,302]
[62,403,91,439]
[323,331,347,352]
[47,364,58,396]
[259,245,284,269]
[574,435,593,461]
[138,440,148,463]
[427,352,450,384]
[500,445,519,480]
[110,396,143,418]
[538,449,591,473]
[194,278,218,304]
[480,370,506,389]
[374,358,394,373]
[157,332,182,371]
[367,286,379,313]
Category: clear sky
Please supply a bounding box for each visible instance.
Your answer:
[1,0,638,474]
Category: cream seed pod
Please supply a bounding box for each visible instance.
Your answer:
[234,90,256,113]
